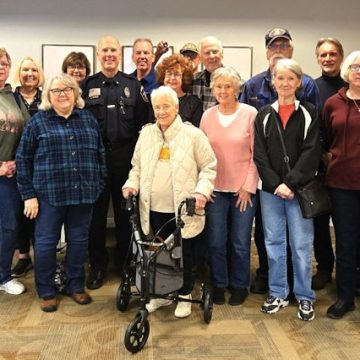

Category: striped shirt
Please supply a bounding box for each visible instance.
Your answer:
[16,108,106,206]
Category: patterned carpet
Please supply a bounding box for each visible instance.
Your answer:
[1,235,360,360]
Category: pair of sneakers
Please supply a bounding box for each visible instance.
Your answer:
[0,279,26,295]
[261,296,315,321]
[145,294,192,318]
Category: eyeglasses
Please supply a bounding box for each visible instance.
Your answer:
[0,62,10,68]
[68,64,86,71]
[165,71,182,78]
[50,87,73,96]
[349,64,360,73]
[267,43,291,51]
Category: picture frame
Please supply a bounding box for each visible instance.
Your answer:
[122,45,174,74]
[41,44,96,80]
[222,46,253,81]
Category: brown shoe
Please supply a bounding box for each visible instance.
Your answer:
[70,292,92,305]
[40,297,57,312]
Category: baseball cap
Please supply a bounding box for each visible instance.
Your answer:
[265,28,292,47]
[180,43,199,55]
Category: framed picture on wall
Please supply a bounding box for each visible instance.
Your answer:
[222,46,253,81]
[41,44,96,80]
[122,45,174,74]
[201,46,253,81]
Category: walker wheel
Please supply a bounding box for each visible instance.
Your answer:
[124,314,150,353]
[203,287,213,324]
[116,281,131,312]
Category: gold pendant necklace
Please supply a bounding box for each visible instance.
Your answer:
[353,99,360,113]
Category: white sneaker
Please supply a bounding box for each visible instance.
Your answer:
[145,298,172,313]
[174,294,192,318]
[0,279,26,295]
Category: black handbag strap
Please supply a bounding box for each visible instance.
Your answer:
[274,117,291,173]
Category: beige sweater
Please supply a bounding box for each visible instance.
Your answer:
[123,115,217,238]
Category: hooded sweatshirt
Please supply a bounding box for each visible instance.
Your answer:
[323,87,360,190]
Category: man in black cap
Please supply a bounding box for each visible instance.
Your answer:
[180,42,200,74]
[240,28,321,295]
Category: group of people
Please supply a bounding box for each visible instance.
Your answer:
[1,28,359,322]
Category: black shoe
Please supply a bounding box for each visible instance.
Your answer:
[312,270,332,290]
[212,287,225,305]
[327,300,355,319]
[250,274,268,294]
[229,288,248,306]
[86,268,106,290]
[11,258,33,278]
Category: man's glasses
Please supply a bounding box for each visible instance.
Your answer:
[267,43,291,51]
[349,64,360,73]
[50,87,73,96]
[0,62,10,68]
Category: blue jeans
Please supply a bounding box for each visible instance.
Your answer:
[329,187,360,302]
[207,191,257,289]
[260,191,315,302]
[34,198,93,298]
[0,177,21,284]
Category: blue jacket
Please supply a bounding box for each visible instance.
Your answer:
[240,69,321,113]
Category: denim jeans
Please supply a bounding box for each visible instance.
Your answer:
[34,198,93,298]
[207,191,257,289]
[260,190,315,302]
[329,187,360,302]
[0,177,21,284]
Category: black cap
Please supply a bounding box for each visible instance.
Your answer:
[265,28,292,47]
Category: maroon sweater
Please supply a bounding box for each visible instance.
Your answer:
[323,87,360,190]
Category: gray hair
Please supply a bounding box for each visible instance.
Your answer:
[341,51,360,83]
[315,37,344,58]
[272,58,304,88]
[199,36,223,54]
[151,85,179,107]
[210,67,243,97]
[39,73,84,111]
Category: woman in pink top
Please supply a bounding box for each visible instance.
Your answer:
[200,67,258,306]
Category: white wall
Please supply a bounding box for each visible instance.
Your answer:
[1,0,359,82]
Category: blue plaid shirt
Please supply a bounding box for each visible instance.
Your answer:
[16,108,106,206]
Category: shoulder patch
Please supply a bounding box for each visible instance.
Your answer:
[140,86,149,103]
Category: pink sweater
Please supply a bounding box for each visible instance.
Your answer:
[200,104,258,193]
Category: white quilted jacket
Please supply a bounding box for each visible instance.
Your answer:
[123,115,217,238]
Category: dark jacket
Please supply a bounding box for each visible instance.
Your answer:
[323,87,360,190]
[254,100,321,194]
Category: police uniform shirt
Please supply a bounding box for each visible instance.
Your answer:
[81,71,151,144]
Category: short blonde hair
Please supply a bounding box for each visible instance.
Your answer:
[39,73,84,111]
[210,67,243,97]
[341,51,360,83]
[272,58,304,88]
[14,56,45,87]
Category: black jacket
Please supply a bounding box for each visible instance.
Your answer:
[254,100,321,194]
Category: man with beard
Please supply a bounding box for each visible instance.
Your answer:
[240,28,321,295]
[131,38,159,96]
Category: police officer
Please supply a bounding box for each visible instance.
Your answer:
[81,35,151,289]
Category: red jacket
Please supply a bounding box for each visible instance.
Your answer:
[323,87,360,190]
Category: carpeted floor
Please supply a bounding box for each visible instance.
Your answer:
[1,230,360,360]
